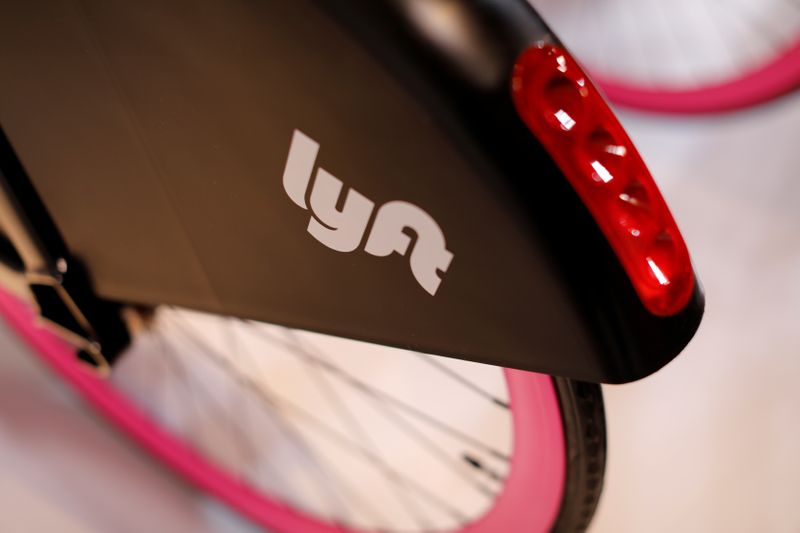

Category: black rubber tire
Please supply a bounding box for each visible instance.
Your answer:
[551,378,607,532]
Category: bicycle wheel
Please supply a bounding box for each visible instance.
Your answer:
[0,288,605,532]
[530,0,800,112]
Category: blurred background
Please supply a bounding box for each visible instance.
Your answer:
[1,1,800,531]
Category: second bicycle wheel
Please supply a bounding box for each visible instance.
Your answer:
[0,288,605,532]
[530,0,800,112]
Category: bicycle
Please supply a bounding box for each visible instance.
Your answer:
[0,1,703,531]
[531,0,800,113]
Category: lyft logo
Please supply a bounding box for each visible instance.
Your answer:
[282,130,454,295]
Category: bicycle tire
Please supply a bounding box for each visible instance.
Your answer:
[530,0,800,113]
[0,288,605,532]
[595,39,800,113]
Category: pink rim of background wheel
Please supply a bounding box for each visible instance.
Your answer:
[0,288,567,533]
[596,39,800,114]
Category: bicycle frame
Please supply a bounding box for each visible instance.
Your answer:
[0,0,703,383]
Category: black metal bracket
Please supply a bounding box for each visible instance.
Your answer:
[0,125,129,372]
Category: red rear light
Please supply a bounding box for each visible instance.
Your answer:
[511,44,694,316]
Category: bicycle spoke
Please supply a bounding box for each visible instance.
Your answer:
[235,322,405,529]
[414,353,509,409]
[248,324,511,462]
[167,313,471,525]
[158,324,349,519]
[286,331,503,497]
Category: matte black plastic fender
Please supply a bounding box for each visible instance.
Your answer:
[0,0,703,383]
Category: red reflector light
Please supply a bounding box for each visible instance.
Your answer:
[511,44,694,316]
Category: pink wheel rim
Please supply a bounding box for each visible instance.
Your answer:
[0,289,567,532]
[595,39,800,113]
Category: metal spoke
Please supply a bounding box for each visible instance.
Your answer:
[282,329,434,528]
[234,322,399,529]
[414,353,509,409]
[286,332,502,498]
[162,314,354,523]
[248,325,511,463]
[168,313,469,523]
[156,331,259,479]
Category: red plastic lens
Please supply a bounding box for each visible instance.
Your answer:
[511,44,694,316]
